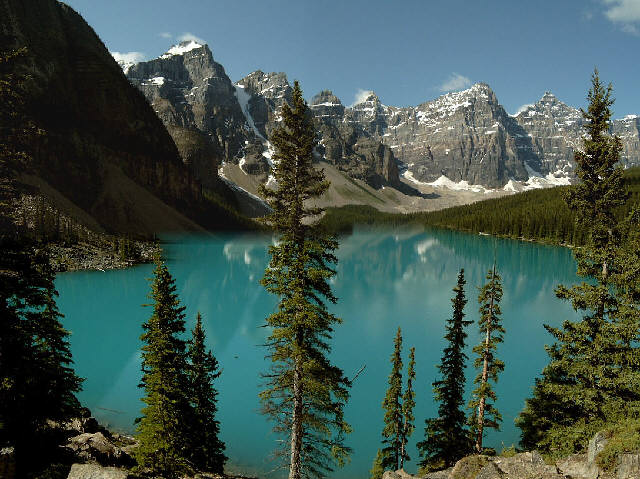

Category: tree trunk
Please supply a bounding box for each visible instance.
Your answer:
[399,418,406,470]
[476,270,495,453]
[289,351,303,479]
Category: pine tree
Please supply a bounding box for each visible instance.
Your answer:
[135,259,193,479]
[381,327,403,471]
[400,347,416,470]
[186,312,226,473]
[469,265,504,453]
[259,81,351,479]
[369,449,385,479]
[418,269,473,469]
[0,246,82,473]
[517,71,640,456]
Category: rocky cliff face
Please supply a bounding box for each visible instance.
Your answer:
[0,0,245,234]
[126,41,250,187]
[357,84,533,188]
[122,45,640,191]
[311,91,401,188]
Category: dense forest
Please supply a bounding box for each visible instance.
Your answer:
[319,167,640,246]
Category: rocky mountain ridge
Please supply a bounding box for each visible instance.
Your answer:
[0,0,249,237]
[122,41,640,194]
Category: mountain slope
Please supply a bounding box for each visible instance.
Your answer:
[0,0,248,235]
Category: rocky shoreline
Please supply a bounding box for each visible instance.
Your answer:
[2,409,638,479]
[49,239,161,273]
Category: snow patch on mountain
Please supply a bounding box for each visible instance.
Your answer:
[234,84,265,141]
[161,41,204,58]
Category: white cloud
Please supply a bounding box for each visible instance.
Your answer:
[603,0,640,34]
[110,51,145,65]
[159,32,172,39]
[178,32,206,44]
[352,88,374,106]
[513,103,534,116]
[439,72,472,92]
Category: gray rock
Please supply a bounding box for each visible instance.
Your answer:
[617,453,640,479]
[382,469,414,479]
[66,432,133,466]
[449,455,489,479]
[67,463,129,479]
[476,462,504,479]
[421,467,452,479]
[492,451,560,478]
[556,453,599,479]
[0,447,16,479]
[588,431,609,464]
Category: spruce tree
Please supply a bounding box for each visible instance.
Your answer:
[381,327,404,471]
[259,81,351,479]
[469,265,504,453]
[369,449,385,479]
[135,259,193,479]
[400,347,416,470]
[418,269,473,469]
[186,312,226,473]
[517,71,640,456]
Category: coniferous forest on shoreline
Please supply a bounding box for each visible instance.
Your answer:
[2,33,640,479]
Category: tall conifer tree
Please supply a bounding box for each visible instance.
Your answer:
[418,269,472,469]
[381,327,404,471]
[517,71,640,455]
[187,312,226,473]
[259,81,351,479]
[400,347,416,470]
[136,260,193,479]
[469,265,504,453]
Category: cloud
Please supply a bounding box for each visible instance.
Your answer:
[439,72,472,92]
[513,103,534,116]
[110,51,145,65]
[603,0,640,34]
[158,32,172,39]
[351,88,374,106]
[178,32,206,44]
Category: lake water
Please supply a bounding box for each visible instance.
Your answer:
[56,228,580,478]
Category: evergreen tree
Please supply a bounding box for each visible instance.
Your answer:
[400,347,416,470]
[135,259,193,479]
[369,449,385,479]
[381,327,403,471]
[517,71,640,456]
[259,81,351,479]
[186,312,226,473]
[469,265,504,453]
[0,246,82,472]
[418,269,473,469]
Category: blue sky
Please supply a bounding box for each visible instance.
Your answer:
[63,0,640,116]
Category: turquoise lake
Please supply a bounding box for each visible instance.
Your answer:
[55,228,580,478]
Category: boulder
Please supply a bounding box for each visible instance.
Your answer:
[556,453,599,479]
[449,455,489,479]
[0,447,16,479]
[66,432,133,466]
[492,451,559,478]
[475,462,504,479]
[617,453,640,479]
[382,469,414,479]
[67,463,129,479]
[422,467,453,479]
[588,431,609,464]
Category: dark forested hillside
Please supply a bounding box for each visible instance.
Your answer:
[320,167,640,246]
[0,0,251,237]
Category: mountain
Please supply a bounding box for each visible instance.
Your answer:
[121,40,640,195]
[0,0,250,236]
